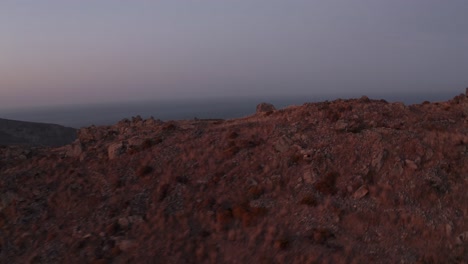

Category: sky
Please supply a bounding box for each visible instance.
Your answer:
[1,0,467,109]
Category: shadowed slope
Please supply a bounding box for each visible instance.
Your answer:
[0,118,77,147]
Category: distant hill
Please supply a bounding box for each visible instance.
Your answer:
[0,118,77,147]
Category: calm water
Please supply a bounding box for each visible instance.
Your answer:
[0,92,457,128]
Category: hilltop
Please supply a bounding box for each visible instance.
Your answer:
[0,92,467,263]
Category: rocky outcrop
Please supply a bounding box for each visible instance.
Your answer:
[256,102,276,113]
[1,94,468,263]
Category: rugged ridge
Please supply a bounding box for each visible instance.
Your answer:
[0,118,77,147]
[0,93,467,263]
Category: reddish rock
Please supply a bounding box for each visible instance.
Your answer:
[352,185,369,199]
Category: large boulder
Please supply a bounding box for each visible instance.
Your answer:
[256,103,276,113]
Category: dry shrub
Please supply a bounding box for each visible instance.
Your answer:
[309,228,335,244]
[247,186,264,200]
[232,205,248,219]
[223,146,240,157]
[158,183,170,201]
[250,206,268,217]
[137,165,153,177]
[364,169,375,185]
[195,197,215,210]
[274,238,290,250]
[241,212,255,227]
[288,153,303,166]
[238,139,260,149]
[216,209,233,229]
[154,137,163,144]
[227,131,239,139]
[299,195,317,207]
[231,202,268,227]
[326,110,341,122]
[175,175,189,184]
[337,106,347,113]
[162,123,177,131]
[244,208,268,227]
[127,148,138,155]
[141,139,154,150]
[314,172,339,195]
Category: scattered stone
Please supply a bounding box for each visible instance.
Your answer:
[353,186,369,199]
[301,150,313,161]
[117,240,137,252]
[405,159,418,170]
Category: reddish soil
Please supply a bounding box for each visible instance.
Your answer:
[1,94,468,263]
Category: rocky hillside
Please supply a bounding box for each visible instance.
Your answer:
[0,118,77,147]
[1,92,467,263]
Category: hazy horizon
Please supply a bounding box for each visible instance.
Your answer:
[0,91,461,128]
[1,1,467,109]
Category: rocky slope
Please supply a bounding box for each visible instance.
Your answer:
[1,93,468,263]
[0,118,77,147]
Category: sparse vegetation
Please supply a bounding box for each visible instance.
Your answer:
[299,195,317,207]
[137,165,153,177]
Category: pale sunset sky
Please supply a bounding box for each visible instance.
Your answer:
[1,0,467,109]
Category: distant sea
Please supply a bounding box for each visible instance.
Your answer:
[0,92,458,128]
